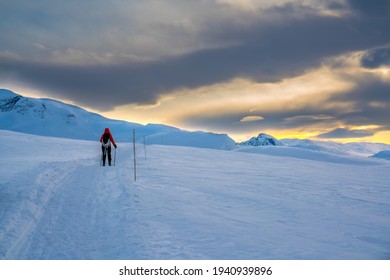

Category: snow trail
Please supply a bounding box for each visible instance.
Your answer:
[1,161,79,258]
[18,161,139,259]
[0,143,206,259]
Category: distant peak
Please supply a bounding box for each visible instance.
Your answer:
[257,133,273,138]
[240,132,283,146]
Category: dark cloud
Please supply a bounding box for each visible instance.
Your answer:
[316,128,375,139]
[347,0,390,18]
[328,78,390,129]
[2,8,390,111]
[361,46,390,68]
[326,1,348,11]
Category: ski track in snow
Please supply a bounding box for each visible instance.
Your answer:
[0,130,389,260]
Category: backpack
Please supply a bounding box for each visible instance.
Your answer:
[102,133,111,148]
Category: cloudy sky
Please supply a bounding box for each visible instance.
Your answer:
[1,0,389,142]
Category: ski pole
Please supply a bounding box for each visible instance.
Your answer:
[114,147,116,166]
[102,146,107,166]
[105,147,107,166]
[100,145,103,166]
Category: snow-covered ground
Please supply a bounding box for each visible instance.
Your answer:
[0,130,389,260]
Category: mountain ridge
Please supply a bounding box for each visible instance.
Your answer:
[0,89,235,150]
[1,88,389,155]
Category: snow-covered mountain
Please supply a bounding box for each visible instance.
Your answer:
[2,88,389,154]
[281,138,390,157]
[0,89,235,149]
[239,133,284,146]
[371,150,390,160]
[238,131,390,158]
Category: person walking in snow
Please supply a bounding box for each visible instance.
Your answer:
[100,128,117,166]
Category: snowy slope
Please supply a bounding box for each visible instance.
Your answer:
[1,130,389,260]
[0,89,235,149]
[371,150,390,160]
[235,146,381,165]
[0,89,137,140]
[282,138,390,157]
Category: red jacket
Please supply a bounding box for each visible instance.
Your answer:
[100,128,116,147]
